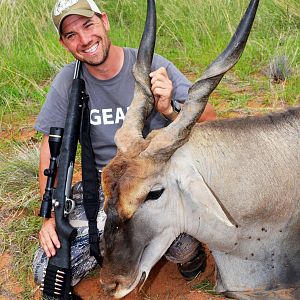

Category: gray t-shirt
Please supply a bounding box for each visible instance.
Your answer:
[35,47,191,169]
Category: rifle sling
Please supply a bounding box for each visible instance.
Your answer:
[80,94,103,266]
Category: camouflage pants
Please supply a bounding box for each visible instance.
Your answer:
[33,182,201,286]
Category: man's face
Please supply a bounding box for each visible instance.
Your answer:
[60,13,111,66]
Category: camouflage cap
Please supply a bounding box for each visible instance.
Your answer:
[52,0,101,34]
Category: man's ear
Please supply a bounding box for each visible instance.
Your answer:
[59,38,70,52]
[100,12,110,31]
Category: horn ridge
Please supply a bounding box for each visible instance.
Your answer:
[114,0,157,153]
[136,0,157,75]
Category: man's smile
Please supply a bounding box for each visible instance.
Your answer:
[83,42,99,54]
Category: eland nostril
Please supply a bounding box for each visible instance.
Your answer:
[137,271,147,291]
[100,280,118,296]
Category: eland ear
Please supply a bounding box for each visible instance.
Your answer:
[182,170,235,228]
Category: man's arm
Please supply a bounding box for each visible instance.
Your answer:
[38,135,61,257]
[150,67,216,122]
[39,135,50,196]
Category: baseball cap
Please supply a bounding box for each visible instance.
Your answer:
[52,0,101,34]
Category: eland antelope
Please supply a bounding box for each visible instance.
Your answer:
[100,0,300,298]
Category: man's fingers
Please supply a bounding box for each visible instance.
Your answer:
[50,231,61,249]
[151,76,171,93]
[149,67,168,78]
[150,72,168,86]
[41,230,57,256]
[150,67,172,96]
[43,244,52,258]
[39,232,55,257]
[152,87,169,98]
[38,218,60,257]
[151,81,166,92]
[149,67,173,116]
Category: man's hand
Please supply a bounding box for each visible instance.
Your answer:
[39,217,61,258]
[150,67,173,116]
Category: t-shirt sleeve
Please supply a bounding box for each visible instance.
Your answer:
[34,87,69,135]
[34,64,74,135]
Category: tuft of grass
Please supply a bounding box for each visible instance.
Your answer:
[192,279,219,295]
[0,143,40,210]
[0,142,41,298]
[267,55,291,83]
[8,215,41,294]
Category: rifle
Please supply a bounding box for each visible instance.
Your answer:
[40,60,85,299]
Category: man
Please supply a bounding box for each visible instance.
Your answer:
[33,0,216,288]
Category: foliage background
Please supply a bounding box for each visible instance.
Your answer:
[0,0,299,120]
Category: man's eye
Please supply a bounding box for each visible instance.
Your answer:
[85,23,94,28]
[145,188,165,201]
[66,34,75,40]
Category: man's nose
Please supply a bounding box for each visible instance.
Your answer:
[78,32,92,47]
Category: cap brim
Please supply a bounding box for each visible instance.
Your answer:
[58,9,95,34]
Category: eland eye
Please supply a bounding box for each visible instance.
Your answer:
[146,188,165,201]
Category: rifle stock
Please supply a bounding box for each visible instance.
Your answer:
[41,60,84,299]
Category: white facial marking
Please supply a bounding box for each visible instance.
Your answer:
[151,184,164,191]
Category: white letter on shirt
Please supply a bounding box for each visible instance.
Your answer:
[115,107,125,124]
[102,108,114,125]
[90,109,102,125]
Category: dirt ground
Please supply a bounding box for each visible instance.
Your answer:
[73,251,224,300]
[0,253,24,300]
[0,248,224,300]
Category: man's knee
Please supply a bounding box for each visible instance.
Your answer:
[32,247,49,285]
[165,233,202,263]
[165,233,206,281]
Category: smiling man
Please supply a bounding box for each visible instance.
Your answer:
[33,0,215,289]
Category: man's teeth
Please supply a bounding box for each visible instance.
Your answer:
[84,43,98,53]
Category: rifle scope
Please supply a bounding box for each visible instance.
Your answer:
[39,127,64,218]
